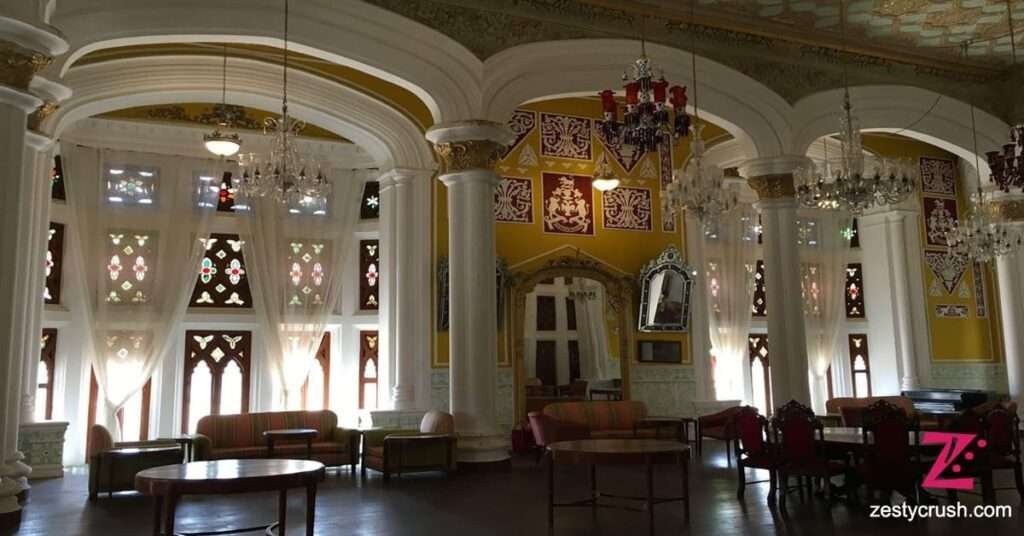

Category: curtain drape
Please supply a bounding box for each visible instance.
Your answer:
[240,170,361,408]
[571,280,613,381]
[800,210,852,413]
[702,203,758,402]
[62,144,219,436]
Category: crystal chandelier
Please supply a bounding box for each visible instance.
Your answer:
[985,3,1024,193]
[598,40,690,154]
[203,45,242,157]
[794,2,915,215]
[235,0,330,206]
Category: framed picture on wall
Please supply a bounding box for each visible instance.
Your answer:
[637,340,682,364]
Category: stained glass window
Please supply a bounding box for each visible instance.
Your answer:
[360,181,380,220]
[845,263,865,319]
[848,334,871,398]
[104,164,158,206]
[104,231,156,304]
[182,330,251,433]
[748,334,771,415]
[287,240,331,307]
[190,233,252,308]
[359,330,379,410]
[45,222,65,304]
[37,328,57,421]
[359,239,380,310]
[217,172,237,212]
[843,218,860,248]
[51,155,66,201]
[795,218,819,246]
[752,260,766,317]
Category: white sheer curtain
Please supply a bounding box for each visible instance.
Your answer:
[800,210,852,413]
[571,280,613,381]
[240,170,360,408]
[62,144,218,436]
[702,204,757,402]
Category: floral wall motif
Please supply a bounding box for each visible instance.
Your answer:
[923,197,958,247]
[542,173,594,235]
[539,112,592,160]
[602,186,652,232]
[494,177,533,224]
[504,110,536,157]
[920,156,957,196]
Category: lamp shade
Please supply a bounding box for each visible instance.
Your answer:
[203,130,242,157]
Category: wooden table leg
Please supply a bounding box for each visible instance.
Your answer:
[647,456,654,536]
[305,482,316,536]
[306,438,313,460]
[547,453,555,528]
[278,489,287,536]
[151,496,162,536]
[162,493,177,536]
[267,437,275,459]
[590,464,597,515]
[682,453,690,522]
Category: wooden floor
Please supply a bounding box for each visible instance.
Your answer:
[10,442,1024,535]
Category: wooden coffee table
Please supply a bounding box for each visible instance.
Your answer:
[547,439,690,535]
[264,428,319,460]
[135,459,325,536]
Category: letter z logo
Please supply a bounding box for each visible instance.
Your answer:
[921,432,985,490]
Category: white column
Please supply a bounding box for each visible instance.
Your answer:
[0,16,68,526]
[740,156,812,408]
[426,121,512,463]
[859,207,926,394]
[996,219,1024,417]
[684,213,713,403]
[378,167,434,411]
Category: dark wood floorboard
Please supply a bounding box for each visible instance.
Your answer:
[10,442,1024,535]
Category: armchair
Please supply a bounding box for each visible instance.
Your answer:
[696,406,742,466]
[361,410,457,481]
[87,424,183,500]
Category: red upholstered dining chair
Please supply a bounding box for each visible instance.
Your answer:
[978,405,1024,502]
[771,400,846,507]
[732,406,779,503]
[858,400,921,503]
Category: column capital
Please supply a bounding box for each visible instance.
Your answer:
[425,120,514,174]
[747,174,796,200]
[990,197,1024,223]
[378,166,434,188]
[737,155,812,179]
[0,38,52,92]
[24,129,53,151]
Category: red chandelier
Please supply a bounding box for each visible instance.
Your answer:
[599,45,691,153]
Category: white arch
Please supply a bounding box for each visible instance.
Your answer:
[45,55,435,170]
[52,0,482,123]
[482,39,794,159]
[792,86,1009,169]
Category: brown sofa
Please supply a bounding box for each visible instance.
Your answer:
[361,410,457,481]
[825,396,916,427]
[528,400,655,458]
[193,410,359,474]
[87,424,183,499]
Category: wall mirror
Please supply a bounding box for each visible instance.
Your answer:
[637,245,694,333]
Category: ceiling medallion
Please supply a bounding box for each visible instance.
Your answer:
[795,1,916,215]
[598,40,690,154]
[204,45,242,158]
[236,0,330,209]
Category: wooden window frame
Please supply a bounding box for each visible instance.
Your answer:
[181,330,252,433]
[301,333,331,410]
[39,328,57,420]
[848,333,872,398]
[358,331,379,410]
[748,334,772,412]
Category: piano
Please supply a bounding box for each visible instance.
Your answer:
[901,388,1003,416]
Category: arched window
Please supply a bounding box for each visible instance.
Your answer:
[848,334,872,398]
[359,331,379,410]
[748,334,771,415]
[301,333,330,410]
[182,330,251,433]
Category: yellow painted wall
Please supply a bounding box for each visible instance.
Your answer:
[862,134,1002,363]
[432,97,729,368]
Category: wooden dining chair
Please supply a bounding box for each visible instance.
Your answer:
[979,405,1024,502]
[771,400,846,507]
[857,400,922,504]
[732,406,779,503]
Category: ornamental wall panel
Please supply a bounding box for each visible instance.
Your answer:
[541,172,594,236]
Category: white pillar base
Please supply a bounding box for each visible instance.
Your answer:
[456,433,510,463]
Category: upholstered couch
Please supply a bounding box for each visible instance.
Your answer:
[361,410,457,481]
[193,410,359,474]
[528,400,653,455]
[87,424,184,500]
[696,406,742,465]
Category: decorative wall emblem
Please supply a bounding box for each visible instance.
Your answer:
[659,143,676,232]
[924,251,969,295]
[602,186,653,231]
[517,144,539,168]
[935,304,969,319]
[494,177,534,224]
[638,156,658,179]
[920,157,957,196]
[924,197,958,247]
[540,113,592,160]
[504,110,536,157]
[595,126,645,172]
[542,172,593,235]
[973,262,988,318]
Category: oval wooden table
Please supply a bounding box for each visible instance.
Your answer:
[135,459,325,536]
[546,439,690,535]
